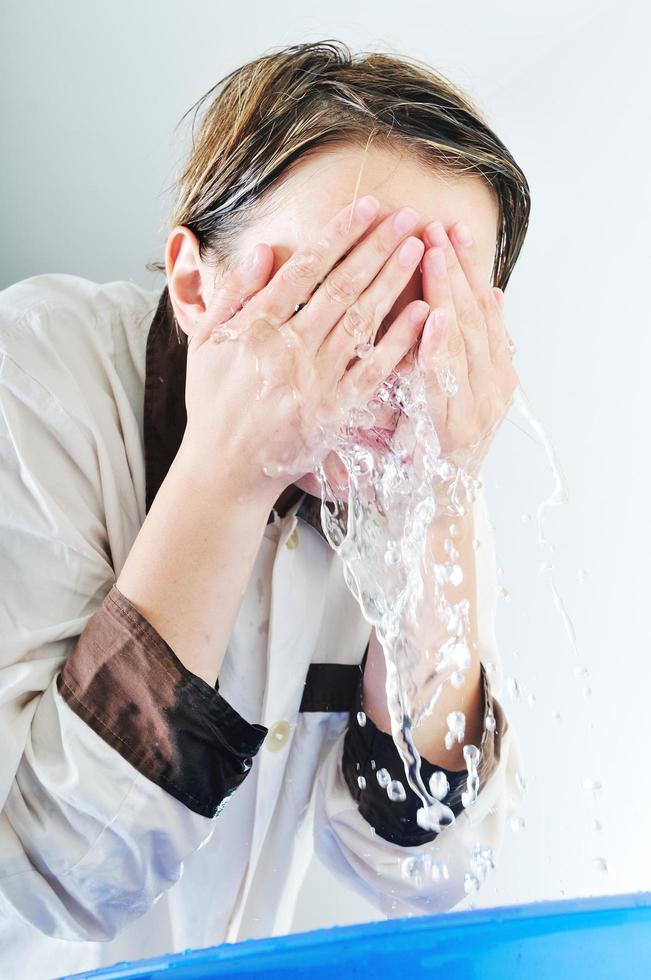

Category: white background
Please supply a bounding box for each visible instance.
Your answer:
[2,0,650,933]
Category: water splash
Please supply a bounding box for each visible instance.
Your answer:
[243,290,584,883]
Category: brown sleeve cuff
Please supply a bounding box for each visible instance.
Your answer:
[342,660,505,846]
[56,584,268,818]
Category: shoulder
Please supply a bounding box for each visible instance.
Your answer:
[0,272,160,355]
[0,272,162,417]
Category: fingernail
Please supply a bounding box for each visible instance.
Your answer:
[425,220,448,248]
[244,246,261,270]
[453,220,473,246]
[354,194,380,220]
[398,237,424,268]
[410,301,430,325]
[425,307,448,334]
[393,207,419,235]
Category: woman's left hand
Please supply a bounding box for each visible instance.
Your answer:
[395,218,519,483]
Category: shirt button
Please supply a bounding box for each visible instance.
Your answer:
[265,720,291,751]
[285,528,299,549]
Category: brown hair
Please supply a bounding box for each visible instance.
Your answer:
[151,39,529,300]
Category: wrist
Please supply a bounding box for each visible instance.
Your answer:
[175,430,286,514]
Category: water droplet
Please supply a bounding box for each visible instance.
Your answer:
[527,693,536,707]
[357,711,367,727]
[454,641,472,670]
[451,670,466,688]
[497,586,511,601]
[471,537,481,550]
[353,340,374,358]
[582,778,602,793]
[401,856,425,887]
[552,710,562,722]
[515,772,528,794]
[357,776,366,790]
[430,861,448,882]
[521,512,532,524]
[471,843,495,879]
[436,563,464,586]
[540,561,554,572]
[577,568,589,583]
[387,780,407,802]
[384,545,400,566]
[429,771,450,800]
[583,685,592,698]
[464,873,480,894]
[591,819,602,832]
[510,816,526,832]
[463,744,480,767]
[593,857,609,873]
[376,768,391,788]
[507,677,520,700]
[446,711,466,740]
[449,523,459,537]
[439,367,459,396]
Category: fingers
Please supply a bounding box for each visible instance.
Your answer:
[189,244,275,348]
[300,206,422,352]
[339,300,430,411]
[319,235,426,379]
[422,221,492,386]
[416,307,450,432]
[243,194,383,330]
[420,241,474,429]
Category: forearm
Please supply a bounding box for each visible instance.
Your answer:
[116,433,280,687]
[363,488,484,771]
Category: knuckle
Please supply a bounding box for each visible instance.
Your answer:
[325,266,360,306]
[447,328,465,357]
[283,248,324,286]
[251,309,283,331]
[478,289,497,316]
[373,227,397,260]
[458,306,480,331]
[342,302,373,338]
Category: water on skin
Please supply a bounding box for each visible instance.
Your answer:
[218,286,583,892]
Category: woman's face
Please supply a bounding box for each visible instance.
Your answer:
[231,144,500,500]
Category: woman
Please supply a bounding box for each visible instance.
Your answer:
[0,40,528,977]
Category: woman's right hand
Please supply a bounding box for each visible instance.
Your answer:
[182,194,431,499]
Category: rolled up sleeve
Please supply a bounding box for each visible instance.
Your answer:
[341,661,500,846]
[57,584,268,819]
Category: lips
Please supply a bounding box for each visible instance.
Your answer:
[353,425,396,449]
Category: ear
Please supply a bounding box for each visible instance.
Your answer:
[165,226,217,337]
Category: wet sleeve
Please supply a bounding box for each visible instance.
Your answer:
[311,476,524,916]
[311,679,524,918]
[340,661,498,846]
[57,583,268,819]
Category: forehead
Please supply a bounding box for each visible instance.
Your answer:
[239,144,499,276]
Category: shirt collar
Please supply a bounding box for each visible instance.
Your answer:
[143,286,333,539]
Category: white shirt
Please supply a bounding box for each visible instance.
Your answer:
[0,273,523,979]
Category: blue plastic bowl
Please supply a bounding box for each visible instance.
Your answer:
[64,891,651,979]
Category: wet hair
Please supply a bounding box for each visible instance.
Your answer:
[151,39,529,300]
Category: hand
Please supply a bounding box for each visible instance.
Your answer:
[396,218,519,487]
[182,197,433,499]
